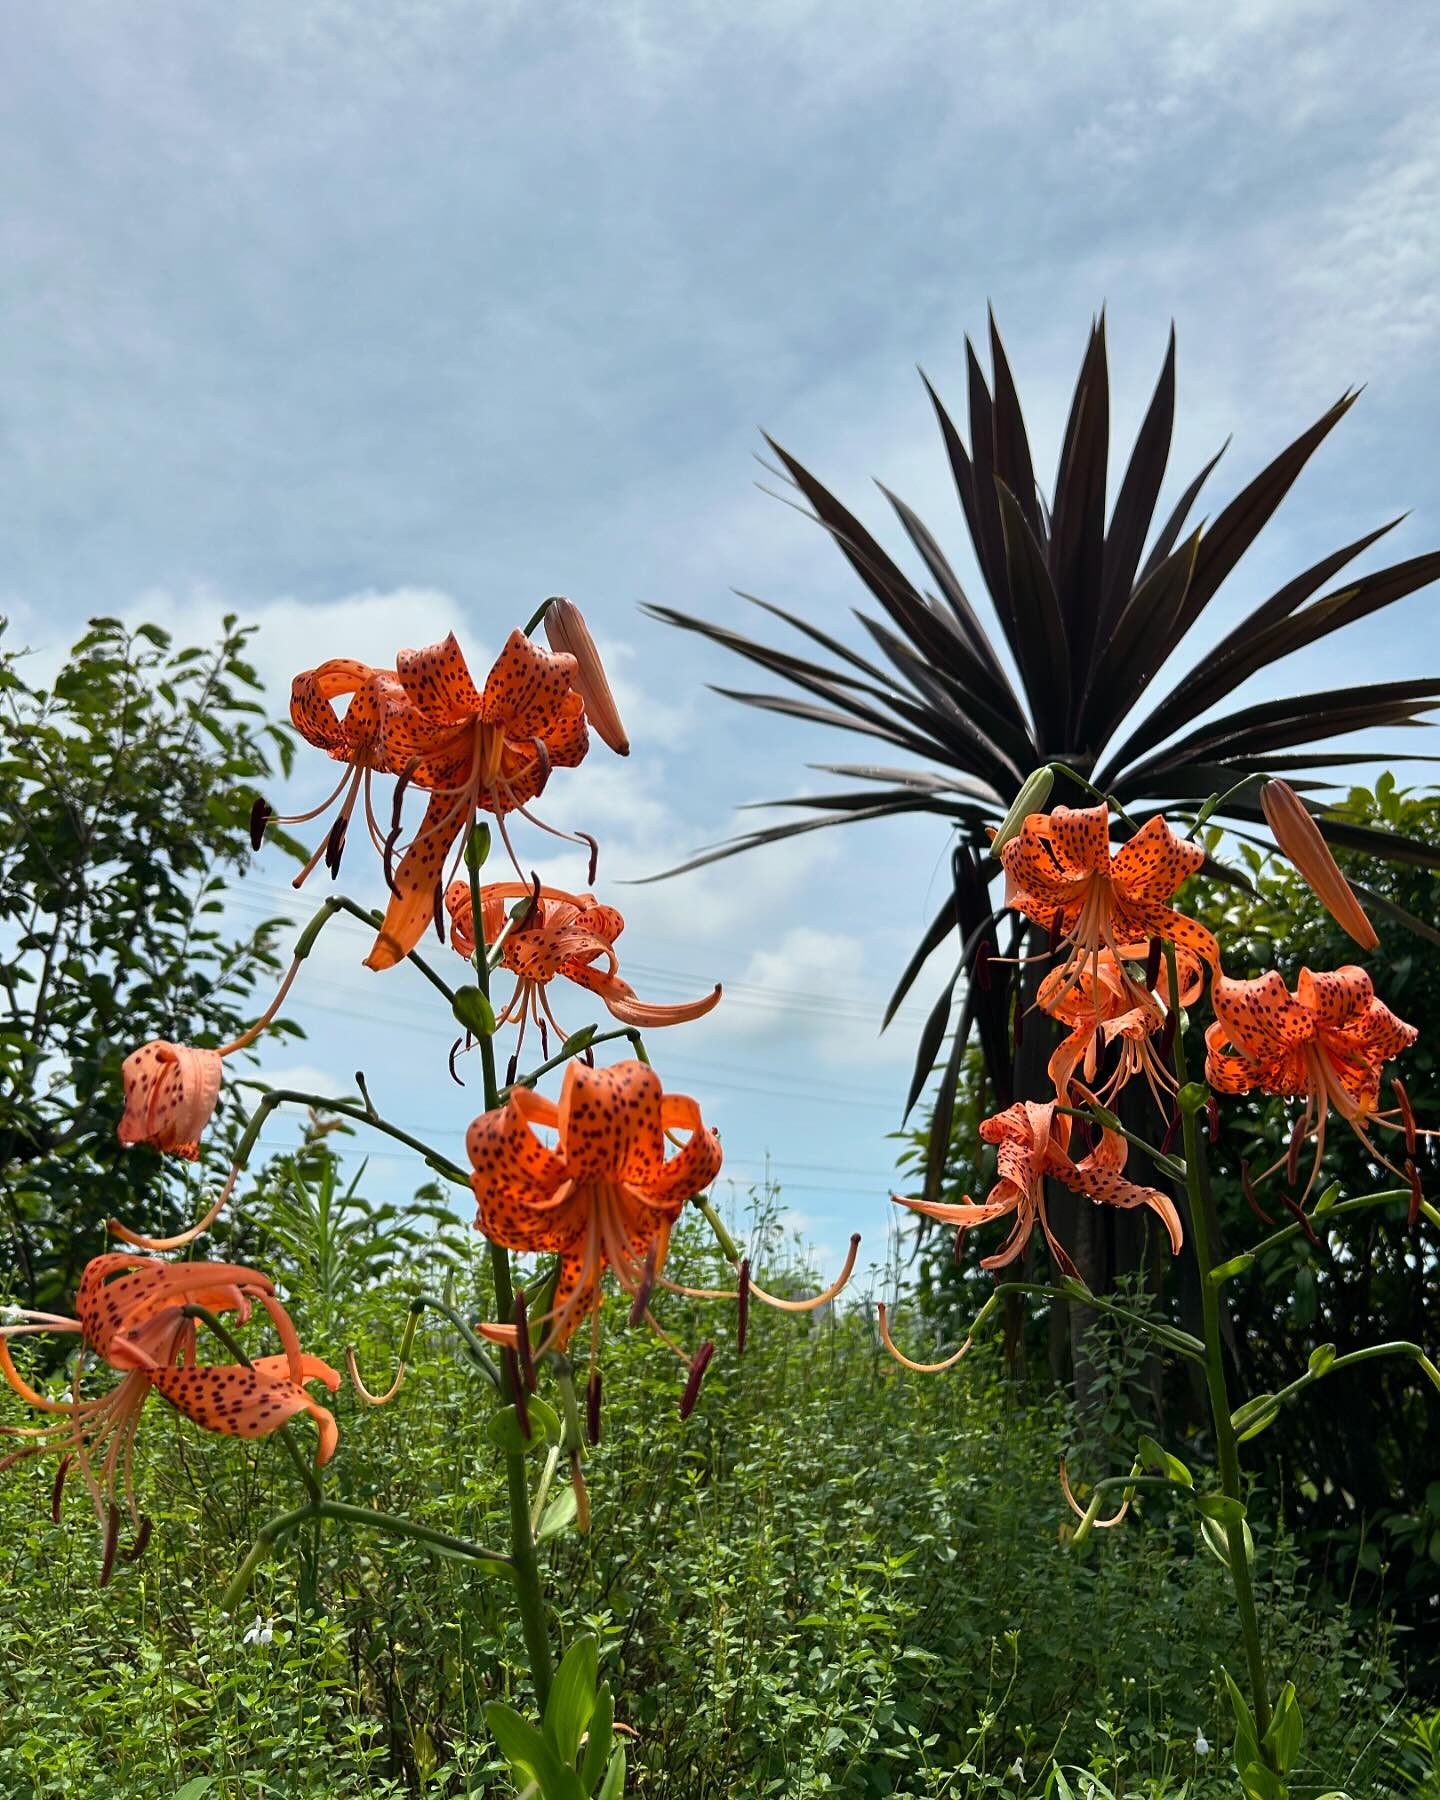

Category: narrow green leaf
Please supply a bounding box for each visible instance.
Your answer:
[544,1634,598,1765]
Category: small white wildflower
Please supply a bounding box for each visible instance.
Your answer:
[242,1615,275,1647]
[1195,1729,1210,1756]
[0,1304,25,1324]
[1008,1759,1025,1780]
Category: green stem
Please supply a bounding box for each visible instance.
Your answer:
[469,838,555,1712]
[231,1083,469,1186]
[221,1502,320,1612]
[1046,762,1139,832]
[1234,1188,1438,1267]
[409,1294,502,1390]
[1165,944,1274,1742]
[509,1025,648,1094]
[182,1304,322,1504]
[1054,1102,1187,1182]
[315,1501,513,1569]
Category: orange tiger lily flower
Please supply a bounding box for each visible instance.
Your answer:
[1038,944,1203,1109]
[892,1100,1182,1282]
[466,1059,721,1353]
[368,631,590,970]
[256,658,412,885]
[1000,805,1218,995]
[1205,965,1418,1198]
[1,1254,338,1577]
[445,880,721,1054]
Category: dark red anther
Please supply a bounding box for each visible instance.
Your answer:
[391,757,418,834]
[121,1516,153,1565]
[448,1037,467,1087]
[973,938,993,993]
[628,1239,659,1328]
[505,1052,519,1087]
[578,831,599,887]
[1394,1079,1417,1156]
[383,825,402,896]
[1285,1114,1305,1188]
[586,1368,602,1445]
[537,1017,549,1059]
[513,872,542,933]
[506,1349,531,1437]
[1207,1096,1220,1142]
[433,881,447,943]
[679,1341,716,1421]
[99,1503,121,1588]
[582,1046,595,1068]
[1144,938,1162,993]
[512,1289,537,1393]
[1012,995,1024,1050]
[1046,912,1063,957]
[1278,1189,1322,1249]
[736,1258,751,1356]
[1159,1007,1177,1065]
[324,812,348,878]
[248,797,272,851]
[1240,1159,1275,1226]
[51,1454,72,1524]
[1159,1113,1180,1156]
[1407,1157,1423,1229]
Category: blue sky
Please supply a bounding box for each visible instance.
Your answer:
[4,0,1438,1276]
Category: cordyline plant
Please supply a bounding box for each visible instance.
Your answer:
[876,783,1439,1800]
[647,314,1440,1213]
[0,598,856,1800]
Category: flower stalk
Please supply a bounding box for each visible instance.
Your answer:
[1165,941,1275,1745]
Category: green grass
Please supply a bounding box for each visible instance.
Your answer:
[0,1217,1424,1799]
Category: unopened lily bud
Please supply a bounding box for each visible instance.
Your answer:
[990,766,1055,856]
[1261,779,1378,951]
[544,597,630,755]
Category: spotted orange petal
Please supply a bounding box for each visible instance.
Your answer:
[117,1042,223,1160]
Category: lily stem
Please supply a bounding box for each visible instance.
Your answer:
[1164,942,1274,1744]
[469,835,555,1712]
[230,1082,469,1186]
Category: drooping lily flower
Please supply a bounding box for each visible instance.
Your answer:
[261,658,412,885]
[892,1100,1183,1283]
[445,880,721,1055]
[543,597,630,755]
[1037,944,1203,1109]
[1260,779,1379,951]
[367,631,590,970]
[999,805,1218,1001]
[0,1254,338,1577]
[466,1059,721,1355]
[1205,964,1418,1198]
[114,952,303,1179]
[118,1042,224,1159]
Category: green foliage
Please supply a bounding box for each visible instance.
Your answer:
[0,1220,1422,1798]
[0,615,297,1306]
